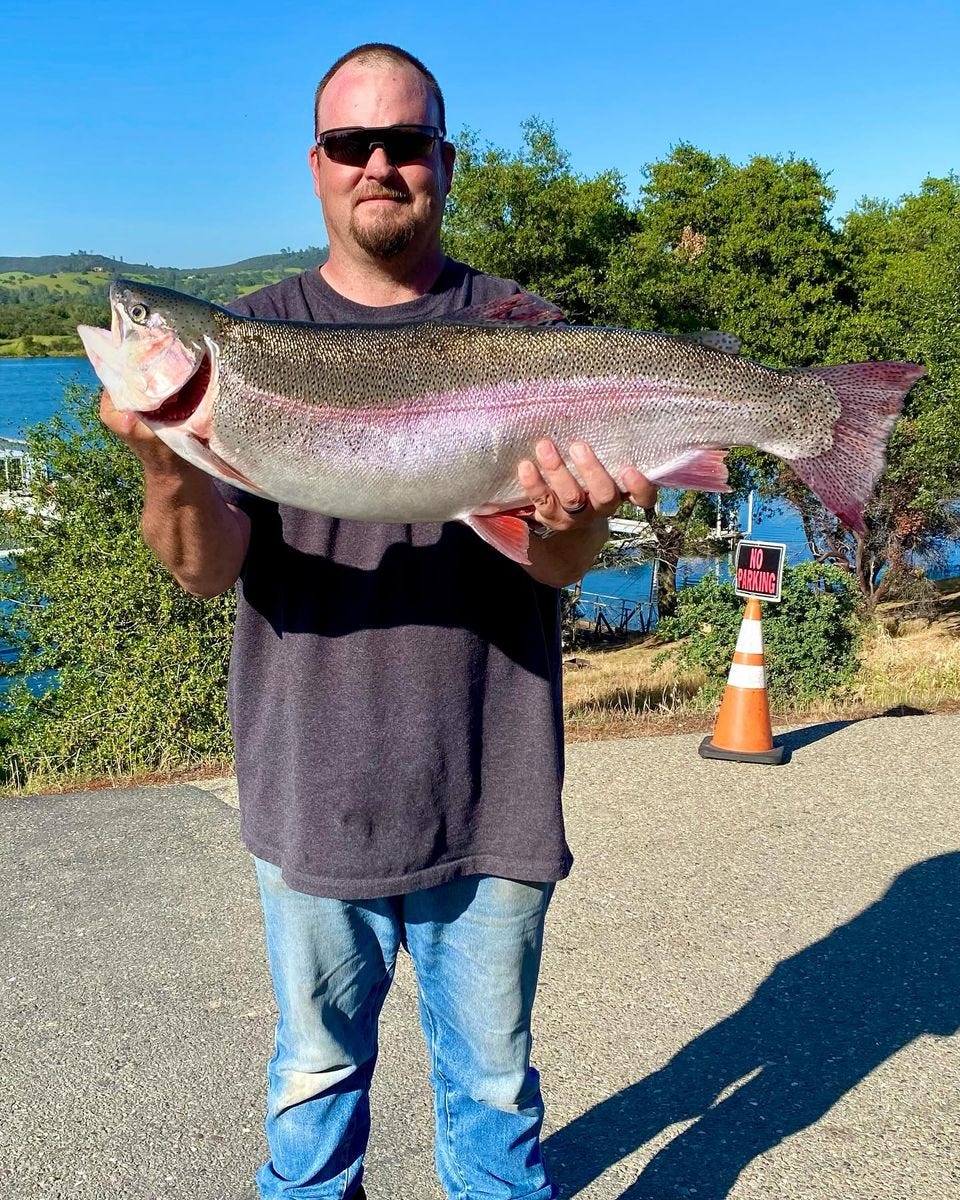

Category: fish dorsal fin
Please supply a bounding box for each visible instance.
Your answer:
[445,294,569,327]
[688,330,741,355]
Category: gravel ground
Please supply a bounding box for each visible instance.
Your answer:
[1,713,958,1200]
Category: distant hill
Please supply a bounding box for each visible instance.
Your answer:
[0,248,327,276]
[0,247,328,356]
[190,248,328,273]
[0,253,150,275]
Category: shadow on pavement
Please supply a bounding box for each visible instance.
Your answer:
[773,719,857,759]
[544,852,960,1199]
[775,709,934,761]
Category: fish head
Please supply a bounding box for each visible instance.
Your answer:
[77,278,217,413]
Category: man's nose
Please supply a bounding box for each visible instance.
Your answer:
[363,145,398,181]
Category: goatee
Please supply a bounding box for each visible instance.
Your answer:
[351,190,419,259]
[352,214,418,259]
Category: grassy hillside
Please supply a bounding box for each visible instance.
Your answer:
[0,271,115,294]
[0,335,82,357]
[0,248,328,355]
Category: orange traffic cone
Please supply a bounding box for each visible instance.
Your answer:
[699,597,784,764]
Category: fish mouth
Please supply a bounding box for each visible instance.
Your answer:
[146,351,212,424]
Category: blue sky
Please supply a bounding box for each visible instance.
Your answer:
[4,0,958,267]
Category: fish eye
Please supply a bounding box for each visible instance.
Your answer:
[129,303,149,323]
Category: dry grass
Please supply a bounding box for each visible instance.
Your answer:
[562,577,960,741]
[563,638,708,730]
[16,758,235,798]
[13,585,960,791]
[852,604,960,715]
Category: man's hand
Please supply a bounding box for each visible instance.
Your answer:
[518,439,656,531]
[516,439,657,588]
[99,389,180,470]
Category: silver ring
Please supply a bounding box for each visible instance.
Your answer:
[529,523,558,540]
[562,499,589,515]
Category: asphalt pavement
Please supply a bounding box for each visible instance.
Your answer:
[2,713,959,1200]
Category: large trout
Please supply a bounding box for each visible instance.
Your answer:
[78,279,924,564]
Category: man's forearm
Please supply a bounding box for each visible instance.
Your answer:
[141,465,250,598]
[99,389,250,598]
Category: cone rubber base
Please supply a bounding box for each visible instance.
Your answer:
[699,736,785,765]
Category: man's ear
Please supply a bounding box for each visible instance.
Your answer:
[441,141,456,197]
[308,144,322,199]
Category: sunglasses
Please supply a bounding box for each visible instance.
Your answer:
[316,124,444,167]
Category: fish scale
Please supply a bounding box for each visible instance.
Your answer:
[78,280,926,566]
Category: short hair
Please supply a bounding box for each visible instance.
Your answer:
[314,43,446,138]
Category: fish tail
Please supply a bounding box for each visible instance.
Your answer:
[787,361,926,533]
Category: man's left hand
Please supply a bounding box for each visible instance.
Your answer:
[517,438,657,533]
[515,439,657,588]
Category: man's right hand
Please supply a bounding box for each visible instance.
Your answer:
[99,389,185,473]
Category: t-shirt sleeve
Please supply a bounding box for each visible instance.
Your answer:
[226,288,288,318]
[226,294,259,318]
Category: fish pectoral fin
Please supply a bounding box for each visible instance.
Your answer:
[646,449,732,492]
[461,512,533,565]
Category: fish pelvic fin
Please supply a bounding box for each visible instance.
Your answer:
[788,361,926,533]
[645,448,732,492]
[461,512,532,565]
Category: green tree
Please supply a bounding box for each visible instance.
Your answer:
[778,176,960,605]
[0,386,235,789]
[596,146,851,612]
[604,144,849,363]
[658,563,863,705]
[444,119,636,323]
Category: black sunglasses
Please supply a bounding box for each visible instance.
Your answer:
[316,124,444,167]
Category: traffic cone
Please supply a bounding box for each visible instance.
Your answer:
[699,597,784,764]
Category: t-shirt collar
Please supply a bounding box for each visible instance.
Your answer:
[306,258,464,323]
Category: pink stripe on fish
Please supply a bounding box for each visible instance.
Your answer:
[232,374,712,425]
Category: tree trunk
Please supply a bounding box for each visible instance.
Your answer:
[644,495,698,620]
[656,556,679,619]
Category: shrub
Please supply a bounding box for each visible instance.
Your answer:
[0,385,235,789]
[657,562,864,704]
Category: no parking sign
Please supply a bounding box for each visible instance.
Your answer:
[734,540,786,603]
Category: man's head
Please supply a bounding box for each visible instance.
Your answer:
[309,44,455,265]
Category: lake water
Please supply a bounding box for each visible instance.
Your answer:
[1,357,957,639]
[0,357,99,441]
[0,358,99,694]
[578,500,816,630]
[580,491,960,630]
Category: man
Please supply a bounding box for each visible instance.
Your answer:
[101,43,655,1200]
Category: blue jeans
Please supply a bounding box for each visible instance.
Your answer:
[253,858,557,1200]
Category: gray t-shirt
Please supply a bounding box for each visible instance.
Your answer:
[222,259,571,899]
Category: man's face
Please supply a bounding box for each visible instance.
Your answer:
[309,61,454,262]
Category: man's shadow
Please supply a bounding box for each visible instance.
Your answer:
[545,852,960,1199]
